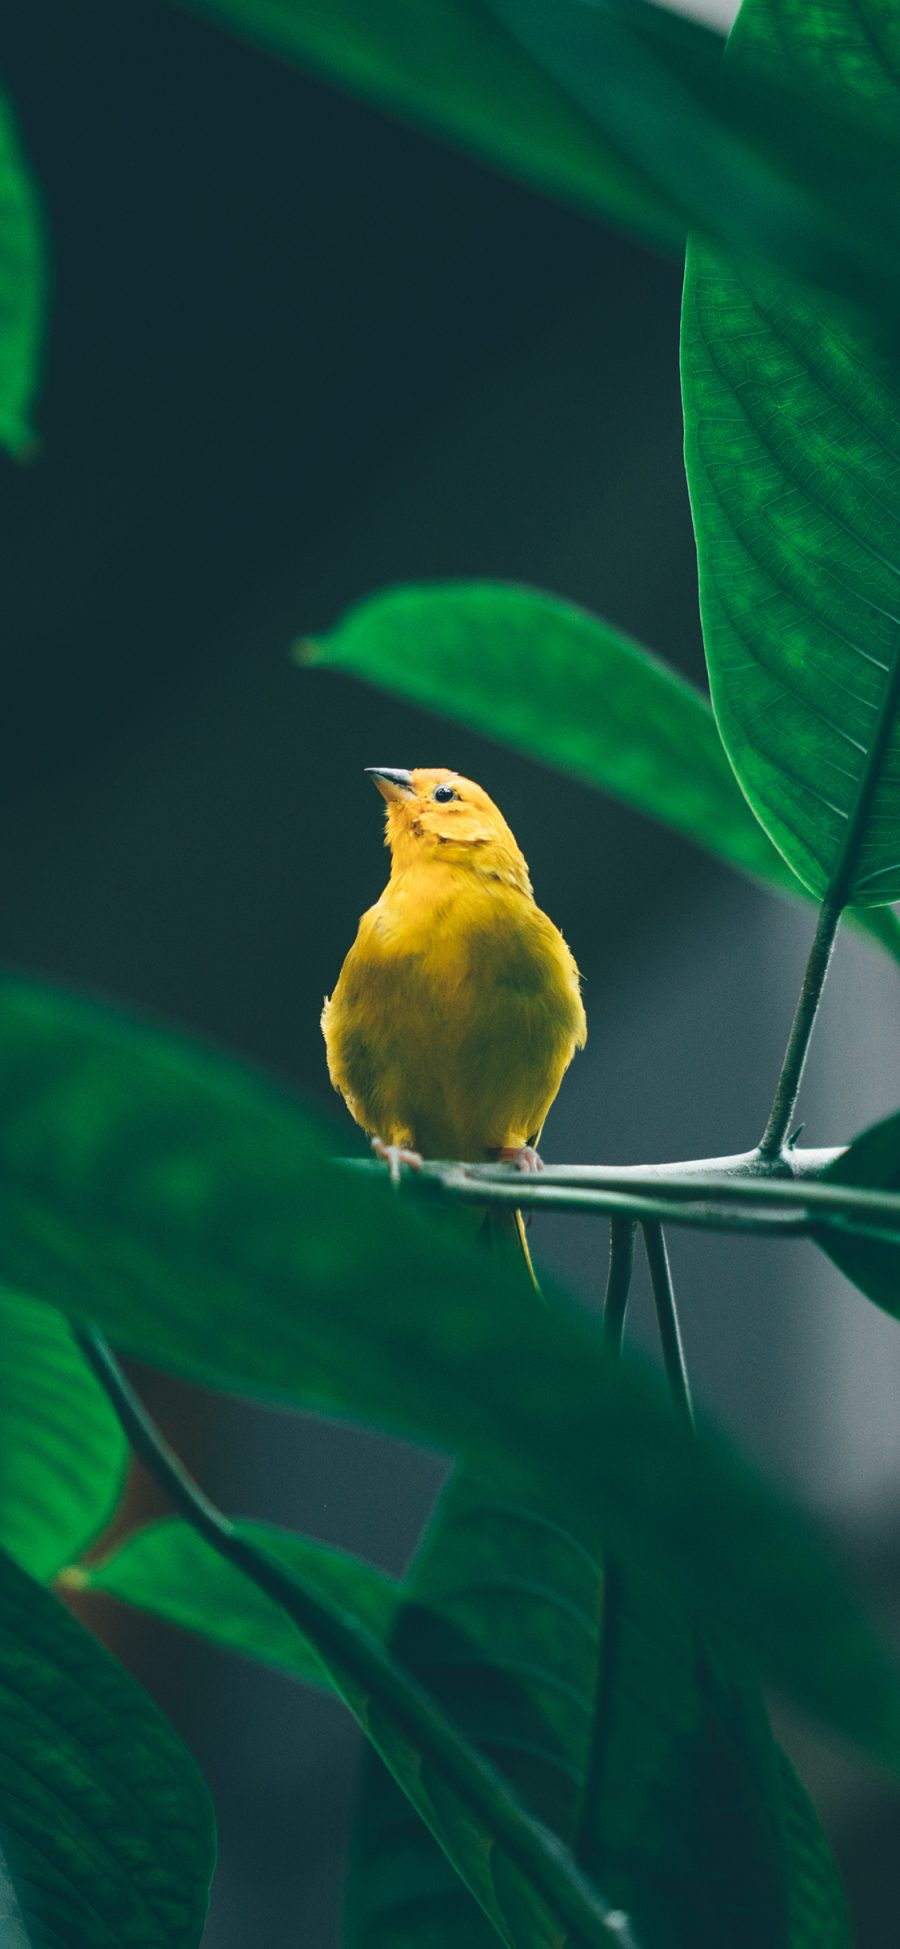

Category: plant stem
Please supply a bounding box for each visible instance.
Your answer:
[603,1220,636,1356]
[576,1220,634,1871]
[758,898,842,1161]
[642,1224,693,1430]
[72,1327,638,1949]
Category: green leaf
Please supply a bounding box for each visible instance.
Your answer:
[68,1516,399,1687]
[301,580,900,965]
[69,1502,850,1948]
[0,1543,214,1947]
[178,0,680,252]
[182,0,900,318]
[0,975,898,1767]
[815,1111,900,1319]
[0,1290,127,1581]
[346,1473,797,1949]
[681,0,900,909]
[0,91,45,457]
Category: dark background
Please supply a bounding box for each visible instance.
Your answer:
[1,0,899,1940]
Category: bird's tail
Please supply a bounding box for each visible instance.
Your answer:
[480,1207,543,1298]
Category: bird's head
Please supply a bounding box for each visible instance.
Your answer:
[366,767,532,892]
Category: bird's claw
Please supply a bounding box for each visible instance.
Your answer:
[372,1136,424,1183]
[496,1145,544,1174]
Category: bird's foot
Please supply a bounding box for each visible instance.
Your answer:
[495,1145,544,1174]
[372,1136,424,1184]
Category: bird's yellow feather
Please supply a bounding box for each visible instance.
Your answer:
[323,768,586,1163]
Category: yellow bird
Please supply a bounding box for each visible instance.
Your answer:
[323,770,586,1249]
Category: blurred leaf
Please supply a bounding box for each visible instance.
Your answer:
[815,1112,900,1319]
[180,0,900,317]
[178,0,680,251]
[0,92,45,457]
[347,1473,796,1949]
[0,1290,127,1581]
[0,976,899,1765]
[0,1543,214,1947]
[779,1754,852,1948]
[487,0,900,313]
[69,1516,398,1685]
[682,0,900,907]
[301,581,900,964]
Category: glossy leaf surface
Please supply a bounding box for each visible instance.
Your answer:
[816,1111,900,1319]
[303,581,900,963]
[72,1516,398,1686]
[682,0,900,907]
[0,1290,127,1580]
[0,93,44,456]
[0,1544,214,1947]
[0,976,898,1765]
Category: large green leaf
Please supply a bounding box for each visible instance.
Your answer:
[0,976,898,1767]
[73,1494,849,1948]
[346,1473,797,1949]
[814,1111,900,1319]
[301,581,900,964]
[178,0,679,251]
[71,1522,633,1947]
[180,0,900,318]
[681,0,900,908]
[68,1516,398,1686]
[0,1290,127,1580]
[0,92,44,457]
[0,1543,214,1947]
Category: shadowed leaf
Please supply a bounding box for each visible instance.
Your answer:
[0,1545,214,1947]
[0,1290,127,1580]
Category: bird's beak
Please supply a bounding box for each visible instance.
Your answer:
[365,767,415,803]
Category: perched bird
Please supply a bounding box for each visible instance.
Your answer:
[323,768,586,1278]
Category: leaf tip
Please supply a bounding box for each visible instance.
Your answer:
[293,635,323,668]
[55,1564,90,1593]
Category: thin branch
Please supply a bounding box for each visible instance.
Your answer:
[758,899,842,1160]
[602,1219,636,1356]
[72,1327,640,1949]
[346,1155,900,1240]
[642,1225,693,1430]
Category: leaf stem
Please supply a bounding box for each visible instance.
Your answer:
[757,898,842,1162]
[72,1328,639,1949]
[642,1224,693,1429]
[602,1219,636,1356]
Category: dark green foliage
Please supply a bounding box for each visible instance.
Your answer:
[0,1545,215,1946]
[4,0,900,1938]
[0,977,897,1770]
[347,1474,795,1949]
[74,1517,400,1686]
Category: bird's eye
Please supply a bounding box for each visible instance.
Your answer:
[433,784,457,803]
